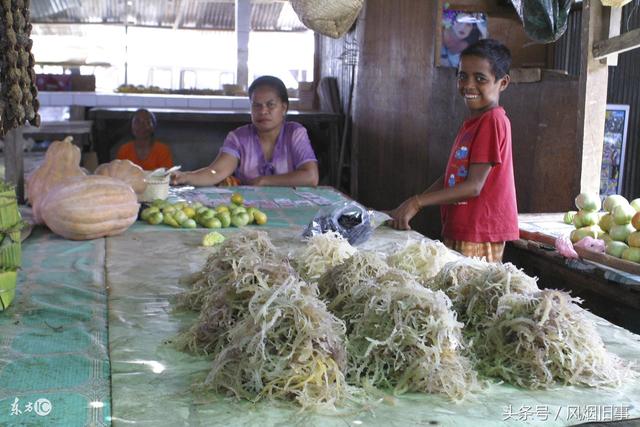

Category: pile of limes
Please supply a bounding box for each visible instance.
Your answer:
[139,193,268,229]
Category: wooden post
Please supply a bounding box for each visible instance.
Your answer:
[4,128,25,203]
[235,0,250,90]
[576,0,609,195]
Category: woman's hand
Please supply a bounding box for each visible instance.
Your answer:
[170,171,189,185]
[388,196,421,230]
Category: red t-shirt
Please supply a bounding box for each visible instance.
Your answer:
[441,107,519,242]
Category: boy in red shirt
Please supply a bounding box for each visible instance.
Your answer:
[389,39,518,262]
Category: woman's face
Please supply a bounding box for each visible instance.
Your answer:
[132,111,155,140]
[453,21,473,39]
[250,86,287,134]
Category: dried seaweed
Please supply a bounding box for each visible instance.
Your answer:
[476,290,633,389]
[344,269,479,400]
[317,251,388,315]
[294,231,356,282]
[200,276,349,409]
[387,238,457,284]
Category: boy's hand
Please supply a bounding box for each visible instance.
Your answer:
[389,196,421,230]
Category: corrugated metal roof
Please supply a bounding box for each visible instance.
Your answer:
[29,0,307,31]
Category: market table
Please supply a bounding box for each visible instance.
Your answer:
[1,189,640,426]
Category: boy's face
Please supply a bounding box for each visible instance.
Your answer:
[457,55,509,115]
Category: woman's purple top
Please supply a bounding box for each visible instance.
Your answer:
[220,121,318,184]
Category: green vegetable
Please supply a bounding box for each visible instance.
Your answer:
[201,231,225,247]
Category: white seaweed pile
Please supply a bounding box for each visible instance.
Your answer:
[317,251,389,315]
[339,269,479,400]
[428,257,540,334]
[201,276,349,409]
[387,238,457,283]
[294,231,356,282]
[176,231,349,408]
[476,290,631,389]
[176,230,282,312]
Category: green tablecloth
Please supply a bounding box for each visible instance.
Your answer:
[2,186,640,426]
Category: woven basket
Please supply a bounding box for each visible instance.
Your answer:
[0,229,21,269]
[0,188,21,230]
[291,0,364,38]
[139,175,170,203]
[0,269,17,311]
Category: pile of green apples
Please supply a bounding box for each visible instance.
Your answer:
[564,193,640,262]
[139,193,268,229]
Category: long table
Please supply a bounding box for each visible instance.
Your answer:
[2,188,640,426]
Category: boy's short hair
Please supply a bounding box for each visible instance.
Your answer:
[248,75,289,104]
[461,39,511,80]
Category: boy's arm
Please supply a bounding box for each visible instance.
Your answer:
[389,163,492,230]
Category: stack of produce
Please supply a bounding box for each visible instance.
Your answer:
[0,181,23,311]
[139,193,268,229]
[0,0,41,136]
[565,192,604,243]
[25,138,140,240]
[565,193,640,263]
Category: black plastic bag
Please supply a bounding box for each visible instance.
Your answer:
[302,201,376,245]
[510,0,572,43]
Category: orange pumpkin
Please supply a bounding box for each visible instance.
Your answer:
[39,175,140,240]
[26,136,86,223]
[94,159,148,196]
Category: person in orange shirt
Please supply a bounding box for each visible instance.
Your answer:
[116,109,174,170]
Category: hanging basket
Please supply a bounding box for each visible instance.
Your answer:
[0,269,17,311]
[290,0,364,38]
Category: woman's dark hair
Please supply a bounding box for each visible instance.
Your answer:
[248,75,289,104]
[464,25,482,46]
[461,38,511,80]
[132,108,157,128]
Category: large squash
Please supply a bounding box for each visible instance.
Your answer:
[26,136,86,224]
[94,159,147,196]
[39,175,139,241]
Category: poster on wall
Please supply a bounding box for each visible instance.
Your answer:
[440,8,488,68]
[600,104,630,196]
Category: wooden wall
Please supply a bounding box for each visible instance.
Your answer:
[318,0,582,239]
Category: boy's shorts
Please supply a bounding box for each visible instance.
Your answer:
[443,239,505,263]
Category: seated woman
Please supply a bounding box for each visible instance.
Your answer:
[171,76,319,187]
[116,108,174,170]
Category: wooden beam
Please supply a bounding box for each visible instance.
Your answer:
[593,27,640,59]
[605,6,622,66]
[576,0,608,195]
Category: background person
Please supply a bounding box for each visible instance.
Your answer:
[171,76,319,187]
[116,108,174,170]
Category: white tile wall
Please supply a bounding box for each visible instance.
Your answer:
[164,96,189,108]
[39,92,240,110]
